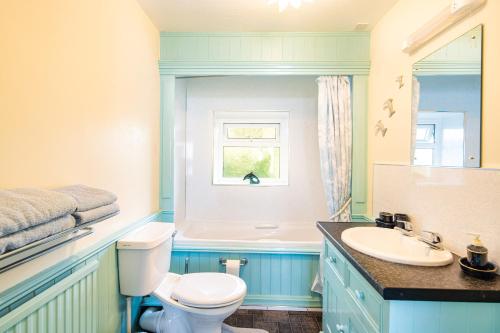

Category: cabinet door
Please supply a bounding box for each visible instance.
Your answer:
[323,262,342,333]
[346,314,374,333]
[323,256,378,333]
[343,300,378,333]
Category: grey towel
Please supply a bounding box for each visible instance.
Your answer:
[0,215,76,255]
[73,202,120,225]
[55,185,117,212]
[0,188,77,237]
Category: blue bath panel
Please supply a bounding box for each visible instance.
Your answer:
[167,250,321,308]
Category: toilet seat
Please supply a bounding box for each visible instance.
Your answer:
[153,273,246,315]
[172,272,247,308]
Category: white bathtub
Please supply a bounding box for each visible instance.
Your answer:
[174,221,322,253]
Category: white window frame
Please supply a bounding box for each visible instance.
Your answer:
[213,111,289,186]
[415,112,444,166]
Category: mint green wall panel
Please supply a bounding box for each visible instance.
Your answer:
[159,32,370,75]
[169,250,321,307]
[160,32,370,63]
[95,245,122,333]
[160,75,176,211]
[389,301,500,333]
[0,261,99,333]
[352,76,369,215]
[96,244,142,333]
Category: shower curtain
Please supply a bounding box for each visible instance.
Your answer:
[312,76,353,294]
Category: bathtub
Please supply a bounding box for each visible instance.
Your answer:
[174,221,323,254]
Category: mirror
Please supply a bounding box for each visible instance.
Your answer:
[411,25,482,168]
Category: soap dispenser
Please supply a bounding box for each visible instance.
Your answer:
[467,233,488,268]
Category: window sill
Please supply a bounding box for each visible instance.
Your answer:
[212,180,289,187]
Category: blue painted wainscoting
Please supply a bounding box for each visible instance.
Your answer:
[142,250,321,308]
[173,251,321,307]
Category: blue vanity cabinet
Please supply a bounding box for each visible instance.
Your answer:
[323,242,380,333]
[322,239,500,333]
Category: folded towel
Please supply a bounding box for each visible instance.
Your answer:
[0,215,76,255]
[0,188,77,238]
[77,211,120,228]
[73,202,120,225]
[55,185,117,212]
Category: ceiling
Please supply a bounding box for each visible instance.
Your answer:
[136,0,399,32]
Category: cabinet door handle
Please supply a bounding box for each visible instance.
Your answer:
[355,289,365,301]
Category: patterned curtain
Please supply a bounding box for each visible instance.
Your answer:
[312,76,353,294]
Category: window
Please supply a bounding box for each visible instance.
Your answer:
[414,124,437,166]
[416,124,436,144]
[213,111,289,185]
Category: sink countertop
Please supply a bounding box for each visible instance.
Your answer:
[317,222,500,302]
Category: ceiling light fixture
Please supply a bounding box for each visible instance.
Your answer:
[267,0,314,12]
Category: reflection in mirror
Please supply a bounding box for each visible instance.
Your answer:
[411,25,482,168]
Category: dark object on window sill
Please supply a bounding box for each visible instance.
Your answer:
[243,172,260,185]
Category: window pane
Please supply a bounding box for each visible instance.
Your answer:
[226,126,277,139]
[223,147,280,178]
[414,148,434,166]
[416,124,435,144]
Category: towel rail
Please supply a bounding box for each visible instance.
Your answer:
[0,211,118,273]
[0,227,94,273]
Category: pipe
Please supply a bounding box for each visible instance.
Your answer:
[139,307,164,332]
[126,297,132,333]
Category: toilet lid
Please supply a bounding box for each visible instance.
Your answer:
[171,273,247,308]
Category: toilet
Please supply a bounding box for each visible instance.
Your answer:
[117,222,247,333]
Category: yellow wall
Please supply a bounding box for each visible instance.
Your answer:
[367,0,500,214]
[0,0,160,221]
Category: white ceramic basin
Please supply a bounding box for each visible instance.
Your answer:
[341,227,453,266]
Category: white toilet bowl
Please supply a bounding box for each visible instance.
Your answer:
[140,272,246,333]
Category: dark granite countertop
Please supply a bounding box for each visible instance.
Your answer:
[317,222,500,302]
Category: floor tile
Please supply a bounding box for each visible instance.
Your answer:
[236,314,254,328]
[254,320,279,333]
[278,322,293,333]
[223,309,321,333]
[290,322,304,333]
[289,314,317,325]
[224,314,237,326]
[302,321,319,331]
[256,310,289,323]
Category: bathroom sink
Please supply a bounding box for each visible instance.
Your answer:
[341,227,453,266]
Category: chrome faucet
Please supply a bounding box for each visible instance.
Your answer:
[394,220,414,236]
[418,231,444,250]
